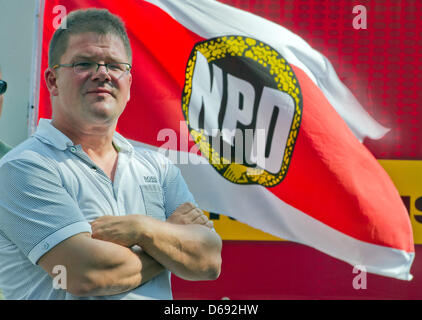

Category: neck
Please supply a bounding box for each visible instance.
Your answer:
[51,117,117,157]
[51,117,120,182]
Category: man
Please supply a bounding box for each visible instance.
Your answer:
[0,9,222,300]
[0,66,12,158]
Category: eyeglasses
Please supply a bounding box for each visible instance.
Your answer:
[52,61,132,79]
[0,80,7,95]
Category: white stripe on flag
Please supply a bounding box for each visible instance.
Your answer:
[146,0,389,142]
[130,139,414,280]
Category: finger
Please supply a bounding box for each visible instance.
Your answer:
[189,208,206,221]
[192,213,209,225]
[190,207,205,219]
[178,207,200,223]
[91,215,113,225]
[91,229,102,239]
[174,202,196,215]
[229,171,234,180]
[205,220,214,229]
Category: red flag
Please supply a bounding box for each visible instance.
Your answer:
[39,0,414,280]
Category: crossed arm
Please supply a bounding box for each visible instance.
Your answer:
[38,203,222,297]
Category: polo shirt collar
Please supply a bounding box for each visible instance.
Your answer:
[112,131,134,155]
[34,119,74,151]
[33,118,134,155]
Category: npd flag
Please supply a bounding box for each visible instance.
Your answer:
[39,0,414,280]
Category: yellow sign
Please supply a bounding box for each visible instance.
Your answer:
[379,160,422,244]
[206,160,422,243]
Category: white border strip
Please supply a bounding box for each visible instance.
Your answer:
[28,0,45,137]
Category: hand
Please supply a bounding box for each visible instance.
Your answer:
[90,215,144,247]
[167,202,214,229]
[223,163,247,181]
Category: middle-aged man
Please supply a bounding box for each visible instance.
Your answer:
[0,9,222,300]
[0,66,12,158]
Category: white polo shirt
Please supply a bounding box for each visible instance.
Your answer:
[0,119,196,300]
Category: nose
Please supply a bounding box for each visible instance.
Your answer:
[92,65,111,81]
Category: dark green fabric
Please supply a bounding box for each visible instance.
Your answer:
[0,140,12,159]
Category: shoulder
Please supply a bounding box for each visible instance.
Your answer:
[0,137,59,176]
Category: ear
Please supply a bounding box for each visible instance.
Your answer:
[44,68,59,96]
[127,73,132,102]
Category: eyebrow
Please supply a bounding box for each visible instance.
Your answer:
[71,55,96,61]
[71,55,122,62]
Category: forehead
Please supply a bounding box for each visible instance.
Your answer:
[61,32,129,62]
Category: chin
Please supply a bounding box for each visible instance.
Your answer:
[90,107,122,123]
[85,99,124,118]
[84,104,111,119]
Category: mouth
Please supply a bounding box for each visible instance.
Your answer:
[86,88,114,97]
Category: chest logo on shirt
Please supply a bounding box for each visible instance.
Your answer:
[143,176,158,183]
[182,36,303,187]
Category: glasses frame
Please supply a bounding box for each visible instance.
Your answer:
[52,62,132,78]
[0,80,7,95]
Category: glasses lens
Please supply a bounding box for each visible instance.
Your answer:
[73,62,96,74]
[0,80,7,95]
[107,63,130,78]
[72,62,131,78]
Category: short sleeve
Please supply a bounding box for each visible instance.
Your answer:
[162,162,197,218]
[0,158,91,265]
